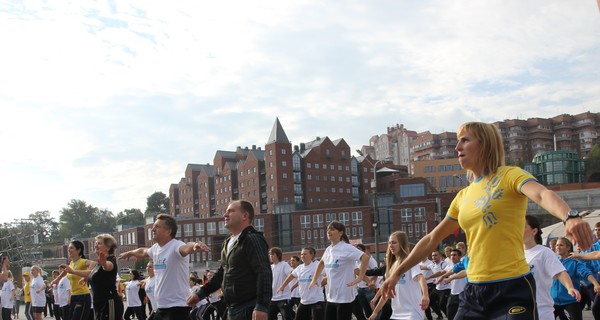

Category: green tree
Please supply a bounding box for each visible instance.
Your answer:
[28,210,60,244]
[586,144,600,182]
[59,200,114,239]
[145,192,169,217]
[115,208,144,226]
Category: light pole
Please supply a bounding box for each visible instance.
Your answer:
[370,157,393,265]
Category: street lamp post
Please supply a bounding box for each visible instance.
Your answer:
[371,157,392,265]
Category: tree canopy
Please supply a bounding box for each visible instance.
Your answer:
[115,208,145,226]
[586,144,600,182]
[59,199,116,239]
[145,191,169,217]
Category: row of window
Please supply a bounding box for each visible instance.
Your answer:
[306,163,350,171]
[400,207,426,222]
[299,226,364,243]
[401,223,428,237]
[155,218,268,240]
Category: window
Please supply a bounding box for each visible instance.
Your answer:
[196,223,204,236]
[307,163,312,168]
[401,208,412,222]
[207,222,216,235]
[339,212,349,225]
[314,214,323,228]
[184,224,193,237]
[414,207,425,221]
[352,211,363,225]
[300,215,311,229]
[282,161,287,167]
[217,221,226,234]
[281,149,287,154]
[326,213,336,223]
[255,218,264,232]
[315,163,320,169]
[283,173,288,179]
[400,184,425,197]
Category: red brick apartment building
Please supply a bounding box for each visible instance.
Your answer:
[158,118,454,265]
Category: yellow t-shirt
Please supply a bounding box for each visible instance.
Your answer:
[68,258,91,295]
[447,166,535,283]
[23,280,31,303]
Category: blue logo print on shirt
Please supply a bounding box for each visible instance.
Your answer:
[154,258,167,270]
[398,273,407,285]
[325,259,340,269]
[475,174,504,228]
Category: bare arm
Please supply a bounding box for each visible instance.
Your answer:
[118,247,149,260]
[380,217,458,299]
[417,274,430,310]
[277,273,296,293]
[179,241,210,257]
[347,254,369,287]
[570,251,600,261]
[521,180,593,250]
[308,260,325,289]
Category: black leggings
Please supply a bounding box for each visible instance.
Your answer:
[324,302,353,320]
[124,306,146,320]
[554,302,582,320]
[295,301,324,320]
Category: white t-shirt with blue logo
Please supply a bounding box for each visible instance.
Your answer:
[57,277,71,307]
[292,261,325,305]
[272,261,293,301]
[30,275,47,307]
[391,264,425,320]
[525,244,565,320]
[144,276,158,310]
[1,280,15,308]
[322,241,364,303]
[148,238,190,308]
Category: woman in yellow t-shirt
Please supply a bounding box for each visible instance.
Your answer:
[52,240,93,320]
[380,121,594,320]
[23,272,32,320]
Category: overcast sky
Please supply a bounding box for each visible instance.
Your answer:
[1,1,599,224]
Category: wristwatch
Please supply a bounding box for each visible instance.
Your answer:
[562,210,580,225]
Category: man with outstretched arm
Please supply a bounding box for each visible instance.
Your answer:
[118,213,209,320]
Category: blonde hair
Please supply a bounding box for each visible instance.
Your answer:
[385,231,410,279]
[457,122,505,181]
[95,233,118,255]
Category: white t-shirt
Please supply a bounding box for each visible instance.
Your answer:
[356,256,378,289]
[448,264,466,295]
[420,259,435,284]
[525,244,566,320]
[1,280,15,308]
[290,281,300,299]
[57,277,71,307]
[322,241,364,303]
[390,264,425,320]
[292,261,325,305]
[148,238,190,308]
[189,285,206,307]
[272,261,293,301]
[144,276,158,310]
[432,260,451,291]
[125,280,142,307]
[30,275,46,307]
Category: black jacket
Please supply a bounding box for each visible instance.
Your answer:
[197,226,272,312]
